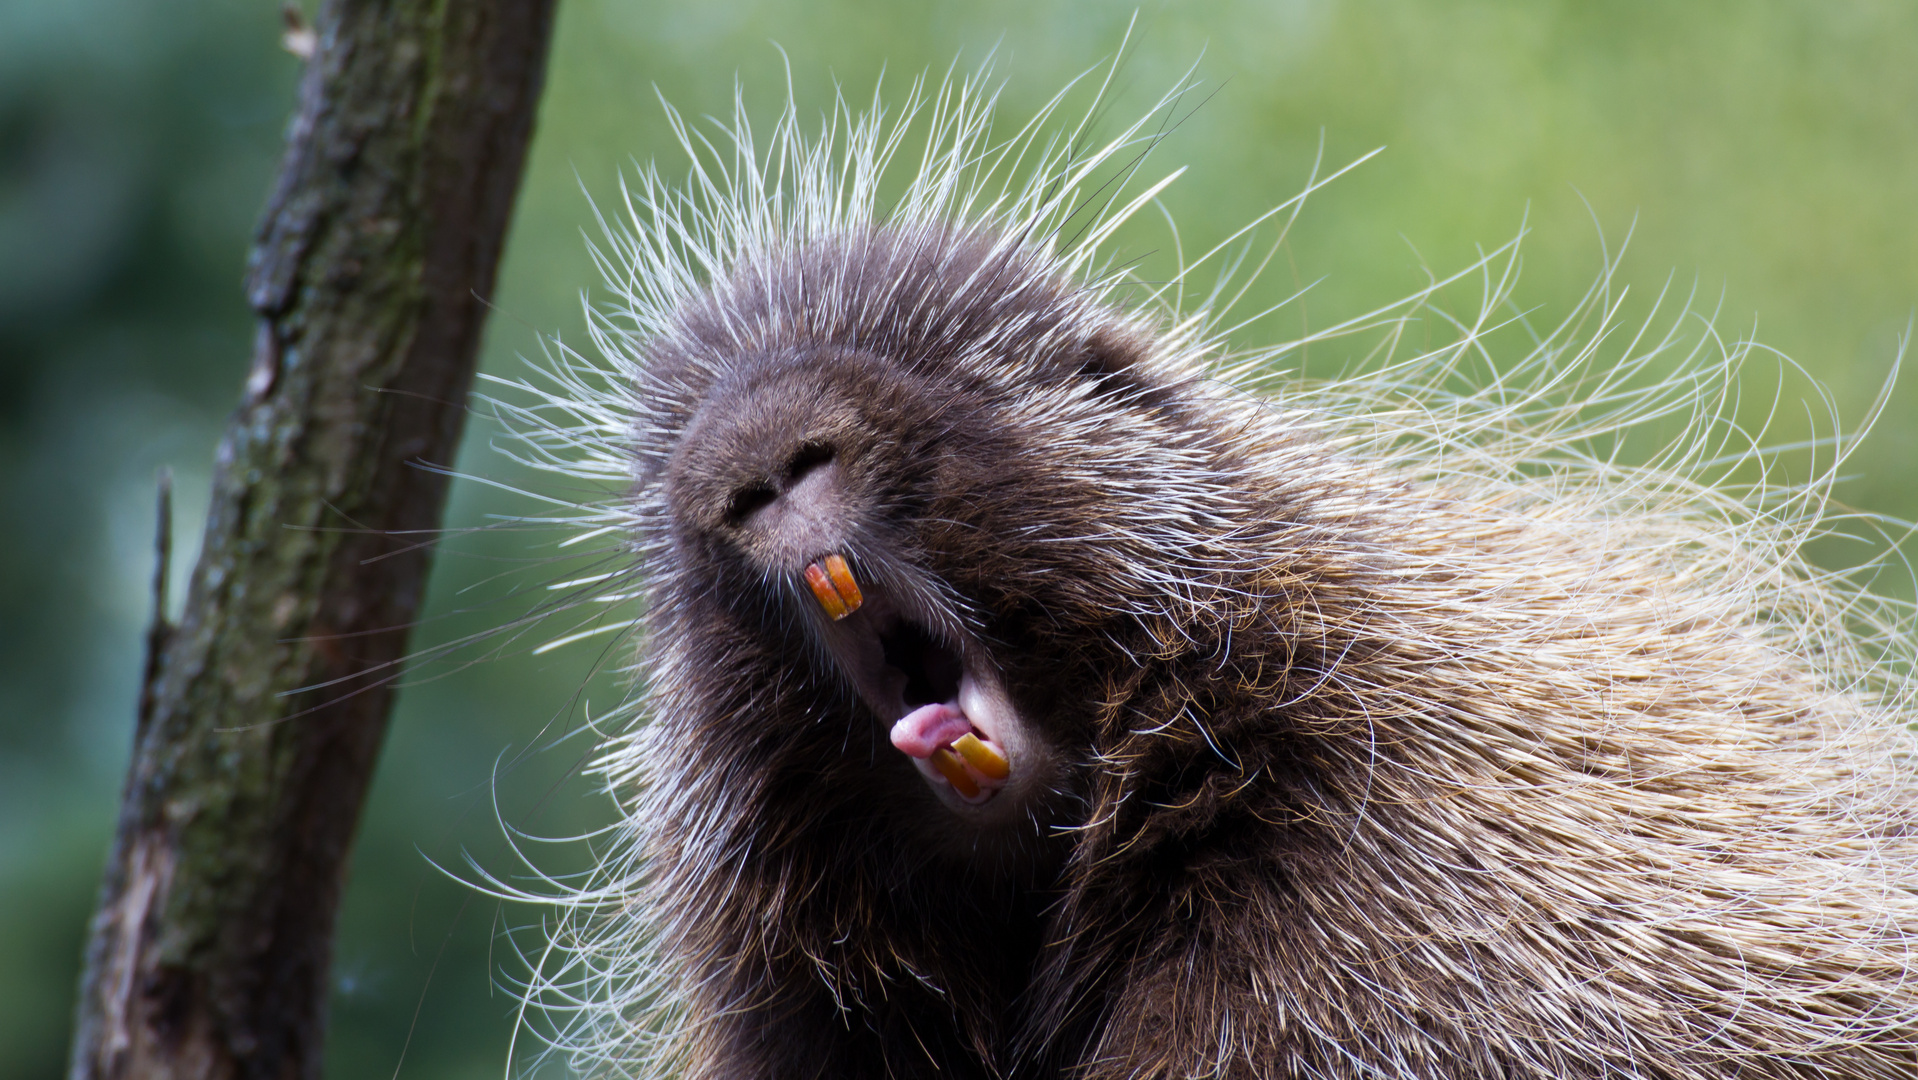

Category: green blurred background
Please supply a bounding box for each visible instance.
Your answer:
[2,1,1911,1077]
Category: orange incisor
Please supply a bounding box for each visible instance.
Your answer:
[951,733,1009,779]
[929,747,981,798]
[804,554,863,619]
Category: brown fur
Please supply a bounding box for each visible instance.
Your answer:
[568,222,1918,1079]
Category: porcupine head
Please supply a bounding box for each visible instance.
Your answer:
[631,161,1202,1077]
[500,63,1918,1080]
[600,80,1324,1074]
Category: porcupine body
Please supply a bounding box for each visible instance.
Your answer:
[496,73,1918,1079]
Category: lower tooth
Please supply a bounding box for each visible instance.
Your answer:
[930,748,981,798]
[951,733,1009,780]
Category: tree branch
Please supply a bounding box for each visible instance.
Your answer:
[68,1,558,1077]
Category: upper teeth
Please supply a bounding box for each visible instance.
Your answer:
[804,553,863,619]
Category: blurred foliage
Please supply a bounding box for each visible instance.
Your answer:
[0,1,1910,1078]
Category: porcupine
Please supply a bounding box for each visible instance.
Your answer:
[486,69,1918,1080]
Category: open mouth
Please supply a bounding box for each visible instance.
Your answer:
[803,555,1016,805]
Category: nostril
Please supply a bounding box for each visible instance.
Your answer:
[724,482,778,525]
[726,443,836,528]
[784,441,835,485]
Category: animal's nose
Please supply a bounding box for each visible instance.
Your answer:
[726,440,846,561]
[723,441,836,524]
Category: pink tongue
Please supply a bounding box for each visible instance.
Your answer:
[890,703,973,759]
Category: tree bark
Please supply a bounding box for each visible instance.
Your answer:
[68,1,558,1078]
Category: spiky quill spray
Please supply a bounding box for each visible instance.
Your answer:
[477,64,1918,1080]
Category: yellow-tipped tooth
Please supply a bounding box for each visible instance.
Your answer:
[951,733,1009,780]
[803,562,850,620]
[822,554,863,615]
[930,748,981,799]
